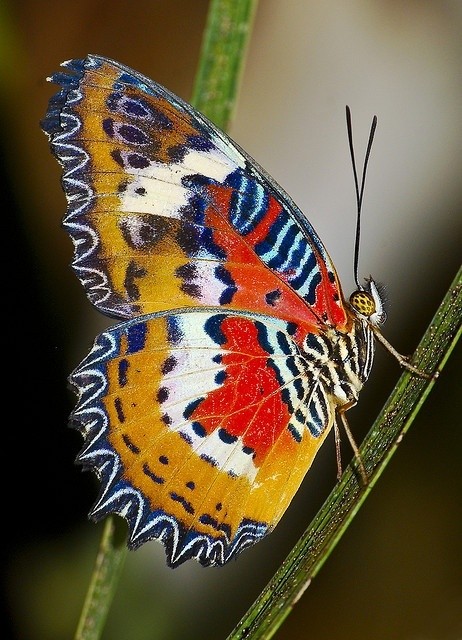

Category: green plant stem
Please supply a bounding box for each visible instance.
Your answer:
[74,518,128,640]
[226,267,462,640]
[191,0,259,127]
[72,2,258,639]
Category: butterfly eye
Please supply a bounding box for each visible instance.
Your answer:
[349,279,386,326]
[349,290,376,316]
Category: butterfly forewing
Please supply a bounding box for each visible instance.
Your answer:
[43,55,347,328]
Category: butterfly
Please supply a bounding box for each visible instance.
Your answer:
[42,55,423,568]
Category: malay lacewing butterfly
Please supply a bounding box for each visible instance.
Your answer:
[42,55,428,567]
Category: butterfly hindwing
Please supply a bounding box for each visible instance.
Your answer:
[70,309,336,567]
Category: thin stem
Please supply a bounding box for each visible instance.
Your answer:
[74,518,128,640]
[191,0,259,128]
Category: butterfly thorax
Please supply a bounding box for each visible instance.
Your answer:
[300,316,373,412]
[299,276,385,412]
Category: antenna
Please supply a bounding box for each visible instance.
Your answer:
[346,106,377,289]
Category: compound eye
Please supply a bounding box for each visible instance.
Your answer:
[349,290,376,317]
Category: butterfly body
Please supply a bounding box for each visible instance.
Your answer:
[43,55,378,567]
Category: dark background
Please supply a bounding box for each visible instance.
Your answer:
[2,2,461,639]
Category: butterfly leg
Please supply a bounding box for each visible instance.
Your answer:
[333,420,343,482]
[370,325,436,379]
[339,411,368,485]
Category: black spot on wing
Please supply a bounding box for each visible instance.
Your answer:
[124,260,148,301]
[122,433,140,453]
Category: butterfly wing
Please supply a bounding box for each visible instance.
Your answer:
[42,55,365,567]
[42,55,348,330]
[72,310,337,567]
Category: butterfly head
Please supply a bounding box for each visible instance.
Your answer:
[349,277,387,327]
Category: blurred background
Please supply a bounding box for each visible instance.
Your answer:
[1,1,461,639]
